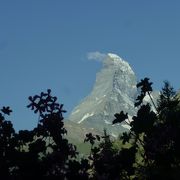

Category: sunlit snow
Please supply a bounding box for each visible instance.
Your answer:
[78,112,94,124]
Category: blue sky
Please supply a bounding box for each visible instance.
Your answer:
[0,0,180,130]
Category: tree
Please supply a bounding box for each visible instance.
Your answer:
[0,78,180,179]
[0,89,90,179]
[112,78,180,179]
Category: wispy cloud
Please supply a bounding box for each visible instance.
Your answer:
[87,51,106,62]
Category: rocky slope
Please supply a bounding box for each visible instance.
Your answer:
[68,53,138,137]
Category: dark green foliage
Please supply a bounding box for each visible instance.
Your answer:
[0,78,180,179]
[131,104,157,134]
[84,133,97,146]
[83,129,137,179]
[1,106,12,115]
[0,89,90,179]
[112,111,128,124]
[157,81,179,118]
[120,132,131,144]
[137,77,153,93]
[135,78,152,107]
[112,78,180,179]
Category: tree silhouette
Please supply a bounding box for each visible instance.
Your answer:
[112,78,180,179]
[0,78,180,179]
[0,89,90,179]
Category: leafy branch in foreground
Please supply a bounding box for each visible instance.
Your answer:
[0,89,90,179]
[112,78,180,179]
[0,77,180,179]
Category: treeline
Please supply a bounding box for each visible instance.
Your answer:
[0,78,180,179]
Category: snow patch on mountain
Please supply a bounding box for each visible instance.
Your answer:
[104,120,111,124]
[78,112,94,124]
[121,124,131,130]
[71,109,80,115]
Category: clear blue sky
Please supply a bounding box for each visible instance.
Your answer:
[0,0,180,130]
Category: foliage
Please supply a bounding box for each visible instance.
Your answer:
[84,78,180,179]
[0,78,180,179]
[0,89,90,179]
[111,78,180,179]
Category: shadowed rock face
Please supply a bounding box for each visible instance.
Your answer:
[68,53,138,137]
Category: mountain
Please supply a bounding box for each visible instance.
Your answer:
[67,53,138,137]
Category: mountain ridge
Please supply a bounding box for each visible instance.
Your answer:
[68,53,137,137]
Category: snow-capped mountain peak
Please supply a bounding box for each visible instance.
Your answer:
[103,53,134,75]
[107,53,122,60]
[68,53,137,136]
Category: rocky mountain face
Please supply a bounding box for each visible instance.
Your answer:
[67,53,138,137]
